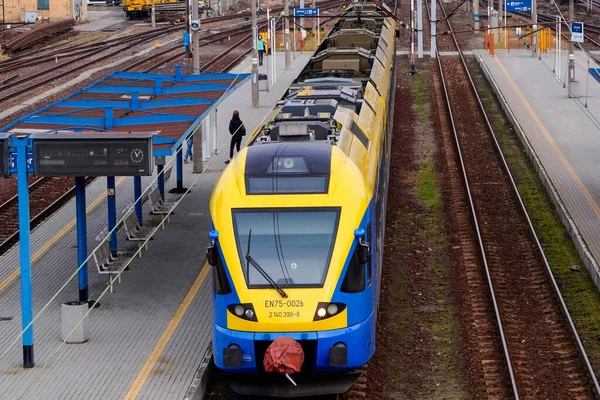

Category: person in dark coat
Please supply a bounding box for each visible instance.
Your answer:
[226,110,246,164]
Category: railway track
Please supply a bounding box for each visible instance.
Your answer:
[0,25,183,74]
[431,0,600,398]
[129,22,269,72]
[0,177,93,255]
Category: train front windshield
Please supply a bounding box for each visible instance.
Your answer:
[233,209,340,288]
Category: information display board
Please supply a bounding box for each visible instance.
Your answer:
[32,133,153,177]
[572,22,584,43]
[506,0,531,12]
[293,7,319,17]
[0,134,8,177]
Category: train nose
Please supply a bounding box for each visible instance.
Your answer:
[263,336,305,379]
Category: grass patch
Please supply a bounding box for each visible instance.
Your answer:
[417,161,441,209]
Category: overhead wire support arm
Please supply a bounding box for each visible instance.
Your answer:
[369,0,403,23]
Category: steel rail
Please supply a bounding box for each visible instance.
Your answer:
[130,22,267,71]
[0,181,80,254]
[0,24,182,67]
[0,25,184,83]
[435,0,600,397]
[0,177,50,216]
[426,0,520,397]
[0,28,183,104]
[219,47,253,72]
[0,177,94,254]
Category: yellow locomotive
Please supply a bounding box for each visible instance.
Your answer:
[121,0,179,19]
[206,1,397,396]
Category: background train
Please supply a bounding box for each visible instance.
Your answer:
[121,0,178,19]
[206,1,397,396]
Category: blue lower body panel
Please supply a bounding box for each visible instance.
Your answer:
[213,312,376,374]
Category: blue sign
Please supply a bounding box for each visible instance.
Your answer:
[572,22,584,43]
[10,152,34,174]
[506,0,531,12]
[293,7,319,17]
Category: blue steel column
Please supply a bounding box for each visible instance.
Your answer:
[177,145,184,191]
[75,177,88,303]
[169,146,188,194]
[107,177,117,254]
[134,176,143,223]
[157,164,165,200]
[15,137,34,368]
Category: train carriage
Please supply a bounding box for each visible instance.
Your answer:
[206,1,397,396]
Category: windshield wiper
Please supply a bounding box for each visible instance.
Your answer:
[246,229,288,298]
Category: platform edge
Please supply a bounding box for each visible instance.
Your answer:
[184,344,214,400]
[474,52,600,291]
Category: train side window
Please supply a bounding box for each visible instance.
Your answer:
[341,244,366,293]
[367,223,372,285]
[213,256,232,295]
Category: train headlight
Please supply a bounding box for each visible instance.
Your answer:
[313,302,346,321]
[327,303,338,315]
[227,303,258,322]
[234,305,244,317]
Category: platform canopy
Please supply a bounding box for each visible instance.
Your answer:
[0,67,250,156]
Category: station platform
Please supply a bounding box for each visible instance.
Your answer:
[0,51,311,399]
[476,48,600,288]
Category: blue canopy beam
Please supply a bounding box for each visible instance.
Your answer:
[61,98,215,109]
[87,83,232,95]
[111,71,246,82]
[25,114,196,127]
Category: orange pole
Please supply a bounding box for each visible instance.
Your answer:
[485,29,488,50]
[541,29,545,53]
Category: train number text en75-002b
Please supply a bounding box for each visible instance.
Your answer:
[264,300,304,308]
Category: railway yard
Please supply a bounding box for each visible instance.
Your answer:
[3,0,600,398]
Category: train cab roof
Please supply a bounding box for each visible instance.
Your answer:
[244,142,332,195]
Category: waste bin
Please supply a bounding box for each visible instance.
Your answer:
[259,73,268,91]
[61,301,89,343]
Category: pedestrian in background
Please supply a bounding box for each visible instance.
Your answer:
[184,135,193,163]
[257,34,267,66]
[226,110,246,164]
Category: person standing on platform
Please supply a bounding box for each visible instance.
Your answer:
[257,34,267,66]
[226,110,246,164]
[184,135,193,163]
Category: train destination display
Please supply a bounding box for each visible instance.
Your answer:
[33,134,153,177]
[0,136,8,177]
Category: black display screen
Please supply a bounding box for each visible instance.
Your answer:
[0,139,7,177]
[33,139,153,176]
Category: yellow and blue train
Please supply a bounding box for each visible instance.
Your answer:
[206,1,397,396]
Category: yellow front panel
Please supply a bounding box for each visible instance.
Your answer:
[227,289,348,332]
[210,149,370,332]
